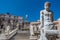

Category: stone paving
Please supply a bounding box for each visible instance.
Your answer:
[9,31,35,40]
[9,33,30,40]
[9,32,60,40]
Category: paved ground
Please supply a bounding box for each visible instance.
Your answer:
[6,30,60,40]
[9,31,31,40]
[9,33,30,40]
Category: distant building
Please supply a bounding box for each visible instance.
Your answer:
[0,13,23,33]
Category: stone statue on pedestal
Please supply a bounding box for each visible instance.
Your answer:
[38,2,58,40]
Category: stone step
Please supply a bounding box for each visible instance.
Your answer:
[30,36,37,40]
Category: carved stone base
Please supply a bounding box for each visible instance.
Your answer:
[46,35,57,40]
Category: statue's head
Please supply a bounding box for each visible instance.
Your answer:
[44,2,51,10]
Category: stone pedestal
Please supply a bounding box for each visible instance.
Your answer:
[47,35,57,40]
[30,25,34,36]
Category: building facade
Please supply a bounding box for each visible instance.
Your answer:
[0,13,23,34]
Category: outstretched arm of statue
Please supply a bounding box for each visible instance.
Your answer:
[53,21,58,24]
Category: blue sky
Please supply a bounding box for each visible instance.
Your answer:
[0,0,60,22]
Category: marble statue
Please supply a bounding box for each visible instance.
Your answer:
[38,2,58,40]
[30,24,34,36]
